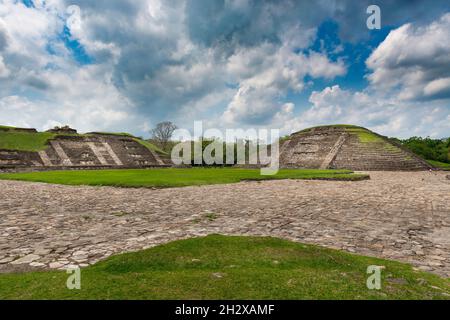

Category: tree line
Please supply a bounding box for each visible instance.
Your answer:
[391,136,450,163]
[149,121,450,164]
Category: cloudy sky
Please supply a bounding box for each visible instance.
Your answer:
[0,0,449,138]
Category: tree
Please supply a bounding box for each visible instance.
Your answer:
[400,136,450,163]
[150,121,177,152]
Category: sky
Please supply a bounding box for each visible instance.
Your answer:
[0,0,449,139]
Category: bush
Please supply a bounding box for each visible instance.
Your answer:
[399,137,450,163]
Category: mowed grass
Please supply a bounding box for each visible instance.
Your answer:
[0,168,368,188]
[0,235,448,300]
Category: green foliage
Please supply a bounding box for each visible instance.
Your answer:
[0,235,448,300]
[172,138,271,166]
[0,168,368,188]
[399,137,450,164]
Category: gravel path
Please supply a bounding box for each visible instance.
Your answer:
[0,171,449,277]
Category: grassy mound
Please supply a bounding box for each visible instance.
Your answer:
[0,235,448,300]
[0,168,369,188]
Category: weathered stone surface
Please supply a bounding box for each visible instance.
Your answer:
[11,254,40,265]
[0,257,15,264]
[0,133,167,170]
[280,125,432,171]
[48,262,64,269]
[0,171,449,277]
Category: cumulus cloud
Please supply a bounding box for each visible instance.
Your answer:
[0,0,143,132]
[367,13,450,101]
[282,85,450,138]
[222,42,346,125]
[0,55,9,77]
[0,0,449,139]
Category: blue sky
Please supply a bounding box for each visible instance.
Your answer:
[0,0,449,138]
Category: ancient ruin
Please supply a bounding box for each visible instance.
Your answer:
[0,127,167,171]
[1,124,436,171]
[280,125,432,171]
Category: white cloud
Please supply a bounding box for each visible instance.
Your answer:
[0,0,448,140]
[281,85,450,138]
[222,42,346,125]
[0,55,9,77]
[366,13,450,101]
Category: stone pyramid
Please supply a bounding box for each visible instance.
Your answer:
[280,125,432,171]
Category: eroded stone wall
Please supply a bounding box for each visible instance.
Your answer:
[0,134,167,171]
[280,126,432,171]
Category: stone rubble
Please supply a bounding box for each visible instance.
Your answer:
[0,171,449,277]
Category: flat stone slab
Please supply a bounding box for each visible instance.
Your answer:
[0,171,449,277]
[11,254,40,265]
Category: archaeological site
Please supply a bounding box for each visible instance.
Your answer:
[0,124,436,172]
[280,125,432,171]
[0,126,167,171]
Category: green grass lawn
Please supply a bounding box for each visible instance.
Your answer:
[0,168,369,188]
[428,160,450,170]
[0,235,448,300]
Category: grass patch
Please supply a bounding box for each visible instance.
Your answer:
[205,212,219,221]
[345,127,384,143]
[0,131,56,151]
[293,124,362,135]
[293,125,393,147]
[0,168,368,188]
[0,125,16,130]
[0,235,448,300]
[133,138,167,155]
[88,132,135,137]
[427,160,450,170]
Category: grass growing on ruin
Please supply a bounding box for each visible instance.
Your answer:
[345,127,383,143]
[0,131,56,151]
[293,124,362,135]
[0,235,448,300]
[133,138,167,155]
[0,168,369,188]
[0,125,16,130]
[0,126,166,154]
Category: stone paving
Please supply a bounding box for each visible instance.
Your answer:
[0,171,449,277]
